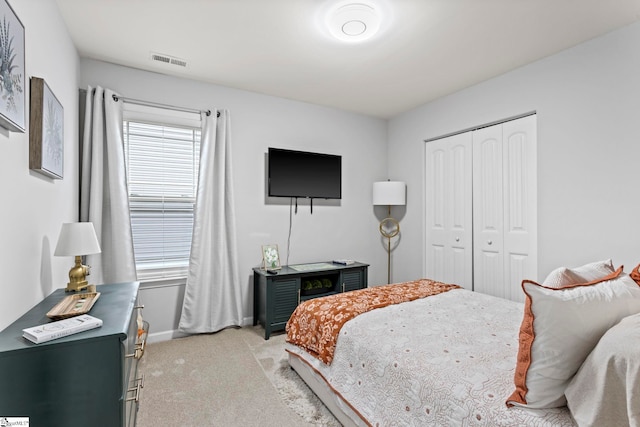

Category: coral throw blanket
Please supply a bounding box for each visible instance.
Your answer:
[286,279,460,364]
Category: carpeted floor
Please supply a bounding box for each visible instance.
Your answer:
[136,326,340,426]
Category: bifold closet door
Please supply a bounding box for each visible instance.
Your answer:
[472,115,537,302]
[424,132,473,290]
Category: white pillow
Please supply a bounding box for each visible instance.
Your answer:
[542,259,615,288]
[507,269,640,409]
[565,313,640,426]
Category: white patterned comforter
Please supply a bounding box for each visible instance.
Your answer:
[286,288,576,426]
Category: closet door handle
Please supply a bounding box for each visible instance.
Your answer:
[455,237,460,242]
[487,240,493,245]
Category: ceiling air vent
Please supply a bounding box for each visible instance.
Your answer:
[150,52,187,68]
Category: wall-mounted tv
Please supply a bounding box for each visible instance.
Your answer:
[268,147,342,199]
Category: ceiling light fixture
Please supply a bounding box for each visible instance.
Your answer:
[325,2,382,43]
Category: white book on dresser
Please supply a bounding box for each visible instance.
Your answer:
[22,314,103,344]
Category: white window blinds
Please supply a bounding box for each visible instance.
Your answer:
[123,105,201,281]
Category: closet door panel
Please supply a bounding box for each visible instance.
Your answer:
[503,115,537,301]
[425,132,473,289]
[507,253,528,301]
[476,251,503,298]
[449,140,472,287]
[425,144,448,282]
[431,245,446,282]
[473,125,504,295]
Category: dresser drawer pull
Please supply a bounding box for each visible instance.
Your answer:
[127,321,149,359]
[126,374,144,402]
[125,341,146,358]
[135,320,149,359]
[135,339,146,359]
[134,304,145,310]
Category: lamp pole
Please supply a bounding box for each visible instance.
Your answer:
[379,204,400,284]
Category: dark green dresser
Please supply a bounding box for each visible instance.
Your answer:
[0,282,145,427]
[253,261,368,339]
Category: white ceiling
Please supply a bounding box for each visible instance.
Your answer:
[55,0,640,119]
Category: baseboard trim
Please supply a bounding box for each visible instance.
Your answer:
[147,329,189,344]
[147,316,254,344]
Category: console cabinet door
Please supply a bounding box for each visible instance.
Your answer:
[272,277,300,324]
[341,269,364,292]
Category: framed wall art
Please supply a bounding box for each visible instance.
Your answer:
[29,77,64,179]
[261,244,281,270]
[0,0,25,132]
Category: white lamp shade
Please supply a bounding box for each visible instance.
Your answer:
[54,222,102,256]
[373,181,406,206]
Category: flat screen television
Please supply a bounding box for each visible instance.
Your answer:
[268,147,342,199]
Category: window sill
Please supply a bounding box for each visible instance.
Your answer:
[138,277,187,290]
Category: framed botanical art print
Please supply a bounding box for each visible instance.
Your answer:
[261,244,281,270]
[29,77,64,179]
[0,0,26,132]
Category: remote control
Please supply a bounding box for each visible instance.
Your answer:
[333,259,355,265]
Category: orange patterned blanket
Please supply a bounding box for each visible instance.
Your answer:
[286,279,460,364]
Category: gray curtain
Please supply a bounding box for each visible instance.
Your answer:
[179,110,243,333]
[80,86,136,285]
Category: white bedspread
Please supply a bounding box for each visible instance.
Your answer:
[286,288,576,426]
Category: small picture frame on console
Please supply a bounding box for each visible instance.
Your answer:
[261,244,281,270]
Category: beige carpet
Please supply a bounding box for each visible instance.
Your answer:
[136,326,340,426]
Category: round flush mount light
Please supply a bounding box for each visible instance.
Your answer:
[325,2,382,42]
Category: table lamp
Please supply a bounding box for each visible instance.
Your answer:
[54,222,102,292]
[373,181,406,284]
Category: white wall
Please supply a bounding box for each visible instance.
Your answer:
[388,21,640,284]
[0,1,80,331]
[8,2,635,338]
[79,60,389,340]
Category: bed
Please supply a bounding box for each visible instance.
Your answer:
[285,260,640,427]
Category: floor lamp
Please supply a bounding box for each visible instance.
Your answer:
[373,181,406,284]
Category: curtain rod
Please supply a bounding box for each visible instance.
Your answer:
[111,94,219,117]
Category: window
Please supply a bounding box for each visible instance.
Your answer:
[123,105,201,281]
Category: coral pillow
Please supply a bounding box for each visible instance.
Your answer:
[542,259,615,288]
[507,267,640,409]
[630,263,640,285]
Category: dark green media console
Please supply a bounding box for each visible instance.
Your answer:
[253,261,368,339]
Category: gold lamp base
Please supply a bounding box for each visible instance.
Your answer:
[65,255,93,292]
[379,213,400,284]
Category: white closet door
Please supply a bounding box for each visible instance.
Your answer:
[473,115,537,302]
[472,124,506,297]
[502,115,537,301]
[425,132,473,289]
